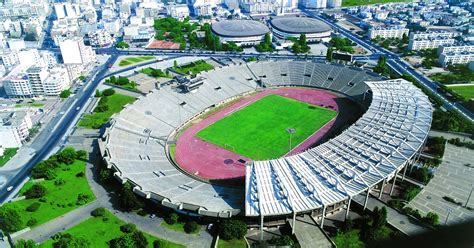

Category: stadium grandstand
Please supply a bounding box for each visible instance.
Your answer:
[99,61,432,229]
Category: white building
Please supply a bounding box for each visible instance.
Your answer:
[26,66,49,97]
[438,52,474,67]
[88,30,114,47]
[0,50,20,69]
[438,45,474,55]
[368,26,409,39]
[300,0,326,8]
[0,111,33,148]
[43,68,70,96]
[59,37,95,66]
[3,66,33,98]
[408,31,457,51]
[166,4,189,20]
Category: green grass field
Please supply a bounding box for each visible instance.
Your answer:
[1,160,95,230]
[160,221,200,234]
[174,60,214,75]
[447,85,474,100]
[342,0,409,6]
[0,148,18,167]
[196,94,337,160]
[40,210,184,248]
[118,56,155,67]
[79,93,136,129]
[217,239,246,248]
[15,103,45,108]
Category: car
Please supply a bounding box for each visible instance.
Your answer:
[7,186,13,192]
[149,214,156,219]
[76,107,80,111]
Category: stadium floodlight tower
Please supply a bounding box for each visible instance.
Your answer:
[286,127,296,152]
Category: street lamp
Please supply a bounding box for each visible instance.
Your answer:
[444,208,453,225]
[286,128,296,153]
[465,184,473,208]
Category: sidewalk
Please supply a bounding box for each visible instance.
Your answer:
[353,193,430,236]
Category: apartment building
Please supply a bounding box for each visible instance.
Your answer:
[0,111,33,148]
[408,31,457,50]
[368,26,409,39]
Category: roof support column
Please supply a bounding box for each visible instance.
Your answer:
[402,163,408,182]
[390,171,398,196]
[378,179,385,199]
[320,206,326,228]
[363,188,370,210]
[292,211,297,234]
[260,214,264,241]
[345,197,352,220]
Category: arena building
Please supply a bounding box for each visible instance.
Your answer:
[211,20,270,46]
[99,61,432,233]
[269,17,332,42]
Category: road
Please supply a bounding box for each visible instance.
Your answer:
[304,11,474,122]
[0,55,118,204]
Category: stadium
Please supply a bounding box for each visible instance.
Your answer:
[269,17,332,42]
[99,61,432,228]
[211,20,270,46]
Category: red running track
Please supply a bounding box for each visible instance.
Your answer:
[174,88,340,180]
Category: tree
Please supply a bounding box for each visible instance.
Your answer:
[26,202,41,212]
[24,184,47,199]
[269,235,294,246]
[14,239,37,248]
[95,89,102,97]
[402,33,409,44]
[373,55,387,74]
[173,60,178,68]
[119,183,143,211]
[184,221,198,233]
[79,75,86,81]
[218,220,247,240]
[165,213,179,225]
[57,147,76,165]
[116,41,130,49]
[0,208,23,232]
[24,33,38,41]
[120,223,137,233]
[326,48,333,62]
[423,212,439,226]
[59,89,71,98]
[109,231,148,248]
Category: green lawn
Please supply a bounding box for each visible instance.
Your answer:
[40,210,185,248]
[342,0,409,6]
[79,94,136,129]
[160,221,200,234]
[174,60,214,75]
[118,56,155,67]
[196,94,337,160]
[1,160,95,230]
[15,103,45,108]
[332,230,364,248]
[0,148,18,167]
[447,85,474,100]
[217,238,246,248]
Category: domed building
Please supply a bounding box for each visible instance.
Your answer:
[270,17,332,42]
[211,20,270,46]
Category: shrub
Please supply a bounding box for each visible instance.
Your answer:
[76,193,92,205]
[165,213,179,225]
[59,89,71,98]
[184,221,198,233]
[423,212,440,226]
[76,172,85,177]
[102,88,115,96]
[153,240,161,248]
[57,147,76,165]
[120,223,137,233]
[54,179,66,186]
[75,150,88,161]
[26,218,37,226]
[91,207,106,217]
[26,202,41,212]
[14,239,36,248]
[24,184,47,199]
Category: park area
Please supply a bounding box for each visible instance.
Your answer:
[39,209,184,248]
[0,148,94,232]
[79,92,136,129]
[342,0,409,6]
[447,85,474,100]
[196,94,337,160]
[0,148,18,167]
[118,56,155,67]
[174,60,214,75]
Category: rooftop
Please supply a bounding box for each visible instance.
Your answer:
[270,17,332,34]
[211,20,269,38]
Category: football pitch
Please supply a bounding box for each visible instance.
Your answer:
[196,94,337,160]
